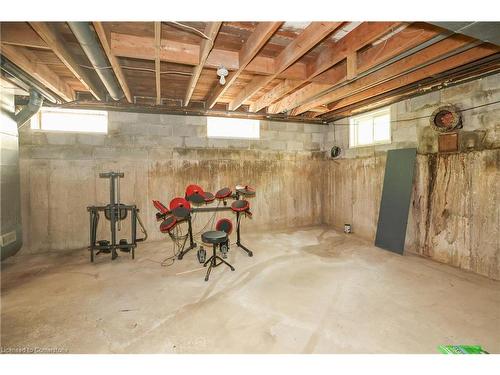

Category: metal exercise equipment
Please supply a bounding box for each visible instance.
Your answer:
[87,172,147,262]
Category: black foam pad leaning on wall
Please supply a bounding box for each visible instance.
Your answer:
[375,148,417,255]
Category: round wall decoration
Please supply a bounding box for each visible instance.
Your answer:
[430,105,462,133]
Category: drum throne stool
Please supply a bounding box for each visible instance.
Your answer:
[201,230,235,281]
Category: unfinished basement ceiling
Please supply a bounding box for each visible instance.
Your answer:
[0,21,499,121]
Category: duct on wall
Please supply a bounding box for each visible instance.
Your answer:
[1,87,23,260]
[68,22,124,101]
[15,90,43,128]
[428,22,500,46]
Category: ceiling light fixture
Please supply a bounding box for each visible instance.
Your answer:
[217,66,228,85]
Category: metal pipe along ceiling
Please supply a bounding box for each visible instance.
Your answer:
[68,22,124,101]
[1,57,60,104]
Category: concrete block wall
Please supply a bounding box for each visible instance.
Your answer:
[18,114,327,254]
[322,72,500,280]
[322,73,500,157]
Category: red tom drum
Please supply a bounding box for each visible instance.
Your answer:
[185,184,204,197]
[235,185,256,196]
[215,187,232,199]
[160,215,177,233]
[216,218,233,235]
[204,192,215,203]
[169,197,191,210]
[231,200,250,212]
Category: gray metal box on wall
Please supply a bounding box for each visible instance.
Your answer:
[1,88,23,260]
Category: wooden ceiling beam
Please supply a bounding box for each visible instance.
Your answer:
[251,79,304,111]
[112,32,201,65]
[267,24,443,115]
[356,22,441,72]
[292,37,496,115]
[268,82,332,114]
[1,43,75,101]
[267,62,347,114]
[154,22,161,105]
[110,31,308,79]
[251,22,401,112]
[309,105,329,113]
[206,22,282,109]
[324,57,500,120]
[229,22,343,111]
[93,22,132,103]
[308,22,402,79]
[346,52,357,80]
[29,22,103,100]
[184,22,222,106]
[323,46,499,116]
[0,22,50,49]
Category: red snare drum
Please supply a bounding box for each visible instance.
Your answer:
[231,200,250,212]
[235,185,256,196]
[204,191,215,203]
[215,187,232,199]
[160,215,177,233]
[186,184,206,205]
[216,218,233,235]
[185,184,204,197]
[169,197,191,210]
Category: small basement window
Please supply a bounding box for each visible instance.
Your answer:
[30,108,108,133]
[207,117,260,139]
[349,107,391,148]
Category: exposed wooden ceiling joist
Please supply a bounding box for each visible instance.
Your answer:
[251,22,402,112]
[154,22,161,105]
[1,43,75,101]
[2,21,498,123]
[269,83,333,114]
[29,22,104,100]
[268,62,347,114]
[321,46,499,117]
[184,22,222,106]
[93,22,132,103]
[356,23,441,73]
[292,37,497,116]
[266,23,442,115]
[308,22,402,80]
[325,55,500,120]
[250,79,303,111]
[206,22,282,108]
[0,22,50,50]
[109,31,309,80]
[228,22,344,111]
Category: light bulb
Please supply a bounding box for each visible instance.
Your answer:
[219,75,226,85]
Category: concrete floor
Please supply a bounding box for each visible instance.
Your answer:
[1,226,499,354]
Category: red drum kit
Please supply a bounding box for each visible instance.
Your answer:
[152,183,256,280]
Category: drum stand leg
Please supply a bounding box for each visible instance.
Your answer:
[236,212,253,257]
[204,243,234,281]
[177,215,197,260]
